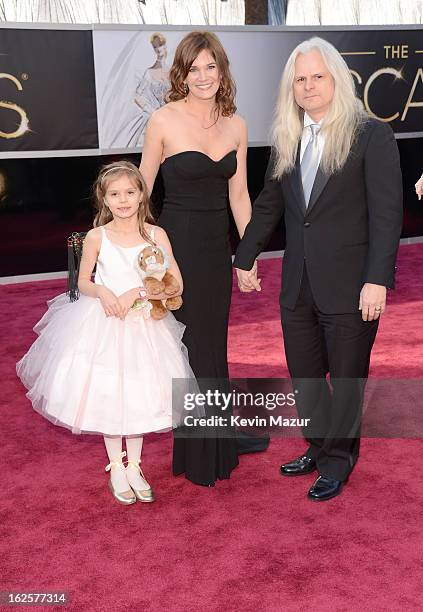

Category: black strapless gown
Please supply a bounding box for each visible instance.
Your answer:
[159,150,239,485]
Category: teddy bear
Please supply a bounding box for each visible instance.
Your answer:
[134,243,183,320]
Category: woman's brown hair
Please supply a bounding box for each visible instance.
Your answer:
[167,31,236,117]
[92,161,155,244]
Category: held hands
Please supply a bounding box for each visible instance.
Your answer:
[415,174,423,200]
[235,261,261,293]
[359,283,387,321]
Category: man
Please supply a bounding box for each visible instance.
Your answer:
[234,37,403,501]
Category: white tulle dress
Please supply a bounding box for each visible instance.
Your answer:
[16,226,195,436]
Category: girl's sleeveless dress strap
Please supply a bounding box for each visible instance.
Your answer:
[149,226,156,241]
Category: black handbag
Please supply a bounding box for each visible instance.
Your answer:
[67,231,87,301]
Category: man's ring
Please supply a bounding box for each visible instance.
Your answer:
[375,306,382,311]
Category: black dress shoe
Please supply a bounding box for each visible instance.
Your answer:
[280,455,316,476]
[307,475,344,501]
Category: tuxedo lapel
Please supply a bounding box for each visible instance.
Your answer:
[286,146,307,215]
[306,167,331,214]
[286,142,332,215]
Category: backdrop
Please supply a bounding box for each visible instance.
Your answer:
[0,24,422,276]
[0,24,421,157]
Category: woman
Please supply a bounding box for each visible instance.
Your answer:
[140,31,257,486]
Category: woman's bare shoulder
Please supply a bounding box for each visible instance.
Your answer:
[228,113,246,130]
[152,102,182,122]
[222,114,247,146]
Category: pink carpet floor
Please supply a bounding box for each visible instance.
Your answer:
[1,245,423,611]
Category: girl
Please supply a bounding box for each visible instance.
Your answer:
[17,161,195,506]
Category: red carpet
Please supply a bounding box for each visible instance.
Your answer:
[2,245,423,611]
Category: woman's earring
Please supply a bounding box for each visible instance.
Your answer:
[218,83,224,96]
[184,83,189,102]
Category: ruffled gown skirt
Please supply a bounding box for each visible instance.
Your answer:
[17,294,193,437]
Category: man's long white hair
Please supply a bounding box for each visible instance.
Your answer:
[271,37,368,179]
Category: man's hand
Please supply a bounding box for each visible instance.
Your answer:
[359,283,387,321]
[235,262,261,293]
[415,173,423,200]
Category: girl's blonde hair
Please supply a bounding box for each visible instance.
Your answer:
[271,36,368,179]
[93,161,155,243]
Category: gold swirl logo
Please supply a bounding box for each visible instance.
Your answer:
[0,72,30,139]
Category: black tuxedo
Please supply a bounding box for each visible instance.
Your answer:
[234,118,403,480]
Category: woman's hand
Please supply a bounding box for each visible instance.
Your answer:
[97,286,124,319]
[236,261,261,292]
[118,288,140,319]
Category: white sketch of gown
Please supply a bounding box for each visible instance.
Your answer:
[99,32,169,150]
[126,70,169,147]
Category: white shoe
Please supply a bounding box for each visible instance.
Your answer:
[126,459,155,503]
[105,451,136,505]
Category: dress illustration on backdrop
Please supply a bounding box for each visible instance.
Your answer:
[129,32,169,147]
[100,32,170,149]
[129,68,169,147]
